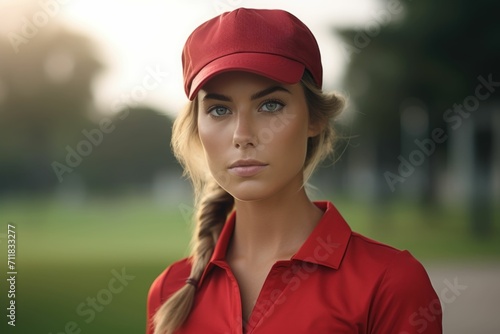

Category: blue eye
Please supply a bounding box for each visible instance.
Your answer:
[208,106,230,117]
[260,100,284,112]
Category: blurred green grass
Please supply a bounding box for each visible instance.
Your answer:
[0,195,498,333]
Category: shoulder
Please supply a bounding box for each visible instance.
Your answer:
[346,232,424,273]
[147,257,193,318]
[347,231,435,293]
[345,233,442,332]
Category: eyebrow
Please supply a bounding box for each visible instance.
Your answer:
[202,85,291,102]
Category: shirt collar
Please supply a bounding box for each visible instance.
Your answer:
[198,201,351,287]
[291,201,351,268]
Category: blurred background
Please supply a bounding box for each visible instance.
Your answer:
[0,0,499,333]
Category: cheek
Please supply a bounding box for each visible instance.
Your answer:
[270,115,309,158]
[197,118,229,164]
[197,120,235,188]
[198,125,215,157]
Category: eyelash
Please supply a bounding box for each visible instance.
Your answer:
[260,99,285,113]
[206,99,285,118]
[207,105,231,117]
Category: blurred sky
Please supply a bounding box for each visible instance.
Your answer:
[2,0,387,115]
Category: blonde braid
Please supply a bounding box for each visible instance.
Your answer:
[153,182,233,334]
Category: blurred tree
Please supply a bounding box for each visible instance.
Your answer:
[78,106,180,192]
[337,0,500,232]
[0,7,103,195]
[0,6,181,197]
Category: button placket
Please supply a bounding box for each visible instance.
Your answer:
[216,262,245,334]
[246,262,292,333]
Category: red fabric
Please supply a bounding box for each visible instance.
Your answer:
[147,201,442,334]
[182,8,322,100]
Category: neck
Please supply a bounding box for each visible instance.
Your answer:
[227,185,324,265]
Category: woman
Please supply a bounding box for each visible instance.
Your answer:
[147,8,442,334]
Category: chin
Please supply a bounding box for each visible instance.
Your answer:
[226,178,303,203]
[223,181,278,202]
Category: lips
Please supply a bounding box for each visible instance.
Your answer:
[228,159,268,177]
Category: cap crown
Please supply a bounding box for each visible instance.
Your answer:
[182,8,323,98]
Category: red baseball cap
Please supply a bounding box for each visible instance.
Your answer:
[182,8,323,100]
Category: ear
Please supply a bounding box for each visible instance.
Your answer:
[307,120,323,138]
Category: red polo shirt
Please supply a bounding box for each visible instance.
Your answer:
[147,201,442,333]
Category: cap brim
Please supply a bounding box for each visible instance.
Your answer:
[188,53,305,100]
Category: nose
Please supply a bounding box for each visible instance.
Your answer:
[233,111,257,149]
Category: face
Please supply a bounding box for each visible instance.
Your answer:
[197,71,318,202]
